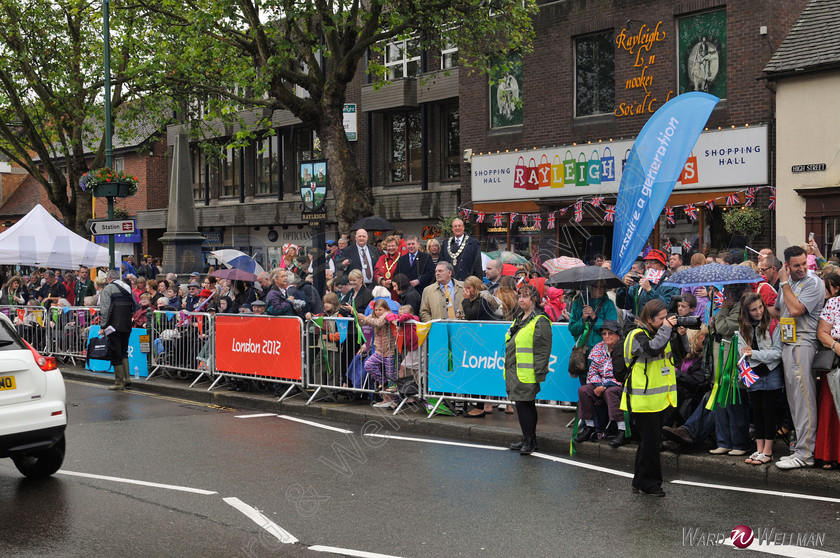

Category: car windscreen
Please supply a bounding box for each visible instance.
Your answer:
[0,319,27,351]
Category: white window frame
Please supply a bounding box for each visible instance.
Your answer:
[384,37,420,80]
[440,33,458,70]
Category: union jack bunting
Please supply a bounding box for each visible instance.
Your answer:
[476,211,486,223]
[574,202,583,223]
[704,200,715,211]
[682,238,692,252]
[460,208,470,219]
[510,212,518,223]
[663,239,672,251]
[560,206,568,216]
[745,188,756,206]
[591,196,604,208]
[685,204,698,220]
[769,187,776,210]
[522,213,529,225]
[603,205,616,222]
[547,213,556,229]
[665,206,675,225]
[726,193,739,206]
[738,358,759,388]
[493,213,504,227]
[533,215,542,230]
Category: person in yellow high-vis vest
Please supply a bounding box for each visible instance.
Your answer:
[620,299,677,496]
[504,283,553,455]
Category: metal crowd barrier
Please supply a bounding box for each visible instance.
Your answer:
[303,316,427,415]
[46,306,102,364]
[148,310,214,386]
[210,313,305,400]
[1,304,51,354]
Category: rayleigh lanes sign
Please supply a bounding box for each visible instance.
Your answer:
[471,125,767,202]
[427,321,581,402]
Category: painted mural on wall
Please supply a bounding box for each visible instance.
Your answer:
[679,9,727,97]
[489,52,523,128]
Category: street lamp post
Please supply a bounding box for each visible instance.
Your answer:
[103,0,115,269]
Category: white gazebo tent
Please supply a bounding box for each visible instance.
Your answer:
[0,204,110,269]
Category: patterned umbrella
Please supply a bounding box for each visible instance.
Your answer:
[542,256,585,275]
[486,250,529,265]
[210,249,265,275]
[661,263,762,288]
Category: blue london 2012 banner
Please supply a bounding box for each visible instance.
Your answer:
[611,92,720,278]
[427,321,580,402]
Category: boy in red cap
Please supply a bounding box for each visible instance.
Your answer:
[616,249,679,316]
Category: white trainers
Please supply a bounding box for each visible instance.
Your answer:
[775,457,813,470]
[372,401,393,408]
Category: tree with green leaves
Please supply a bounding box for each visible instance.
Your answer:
[139,0,536,231]
[0,0,163,236]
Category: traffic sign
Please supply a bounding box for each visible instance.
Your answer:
[89,219,135,236]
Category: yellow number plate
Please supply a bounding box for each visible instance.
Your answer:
[0,376,16,391]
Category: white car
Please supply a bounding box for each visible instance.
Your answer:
[0,313,67,478]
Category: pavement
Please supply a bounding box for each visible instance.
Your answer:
[60,364,840,496]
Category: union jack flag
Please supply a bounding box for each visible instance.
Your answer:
[533,215,542,229]
[493,213,504,227]
[560,206,568,216]
[591,196,604,208]
[769,187,776,210]
[683,238,692,252]
[547,213,556,229]
[738,358,759,388]
[704,200,715,211]
[665,206,675,225]
[714,289,724,309]
[460,208,470,219]
[726,193,739,206]
[522,213,529,225]
[685,204,698,220]
[574,202,583,223]
[476,211,486,223]
[510,212,518,224]
[603,205,615,222]
[663,239,672,251]
[745,188,756,206]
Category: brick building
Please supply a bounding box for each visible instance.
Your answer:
[459,0,808,263]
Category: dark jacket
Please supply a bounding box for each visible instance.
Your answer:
[440,236,483,281]
[396,251,435,293]
[338,286,373,317]
[342,244,382,280]
[266,286,295,316]
[504,310,553,401]
[616,278,679,316]
[400,289,422,316]
[100,280,136,332]
[462,293,500,321]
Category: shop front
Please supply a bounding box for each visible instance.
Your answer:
[467,125,770,262]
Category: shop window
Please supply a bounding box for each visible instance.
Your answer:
[385,37,420,80]
[191,147,205,201]
[256,134,281,195]
[575,31,615,118]
[221,145,241,198]
[442,105,460,179]
[678,9,726,98]
[388,111,422,184]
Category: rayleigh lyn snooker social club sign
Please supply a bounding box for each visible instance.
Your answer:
[470,125,767,203]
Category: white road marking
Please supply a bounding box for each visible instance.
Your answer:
[531,452,635,478]
[722,538,840,557]
[223,497,298,544]
[56,470,217,495]
[277,415,353,434]
[308,545,405,558]
[672,479,840,504]
[235,413,278,418]
[363,433,507,451]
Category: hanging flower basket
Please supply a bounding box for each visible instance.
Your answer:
[79,168,139,198]
[723,206,763,236]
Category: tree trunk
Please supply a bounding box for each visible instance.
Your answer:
[318,102,372,232]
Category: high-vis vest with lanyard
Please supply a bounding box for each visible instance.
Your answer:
[505,314,551,384]
[620,328,677,413]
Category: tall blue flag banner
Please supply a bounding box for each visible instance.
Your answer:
[611,92,720,278]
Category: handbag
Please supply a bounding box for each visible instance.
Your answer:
[568,299,605,378]
[85,335,111,370]
[812,347,838,371]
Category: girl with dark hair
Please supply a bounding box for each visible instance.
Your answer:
[504,283,552,454]
[737,292,782,465]
[621,299,677,496]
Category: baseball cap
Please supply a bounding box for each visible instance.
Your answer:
[199,289,214,298]
[599,320,622,335]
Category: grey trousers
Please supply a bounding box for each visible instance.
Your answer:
[781,344,818,461]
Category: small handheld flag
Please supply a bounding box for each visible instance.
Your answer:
[737,355,759,388]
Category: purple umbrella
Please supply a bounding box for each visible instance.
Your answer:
[209,268,257,282]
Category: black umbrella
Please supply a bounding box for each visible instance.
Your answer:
[545,265,624,289]
[350,215,395,232]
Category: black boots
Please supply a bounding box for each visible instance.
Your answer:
[519,437,537,455]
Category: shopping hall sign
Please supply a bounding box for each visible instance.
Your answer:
[471,125,767,202]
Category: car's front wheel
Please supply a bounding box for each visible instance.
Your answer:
[12,436,65,478]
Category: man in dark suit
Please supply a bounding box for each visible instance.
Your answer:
[339,228,381,287]
[396,235,435,293]
[440,218,483,281]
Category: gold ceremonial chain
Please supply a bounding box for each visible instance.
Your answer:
[447,235,469,266]
[383,256,399,279]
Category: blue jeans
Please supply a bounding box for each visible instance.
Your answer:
[682,392,716,448]
[714,395,751,451]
